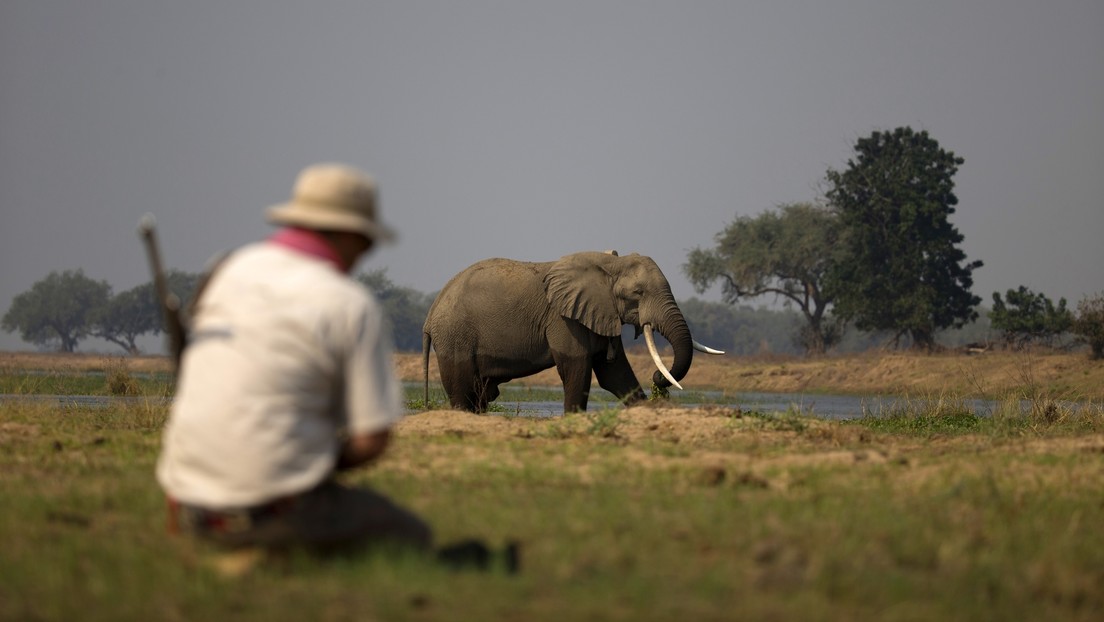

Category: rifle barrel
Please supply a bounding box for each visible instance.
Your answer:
[138,214,187,366]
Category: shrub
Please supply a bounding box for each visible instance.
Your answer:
[989,286,1073,349]
[1072,293,1104,359]
[105,358,141,396]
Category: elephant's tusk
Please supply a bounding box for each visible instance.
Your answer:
[644,324,684,390]
[693,340,725,355]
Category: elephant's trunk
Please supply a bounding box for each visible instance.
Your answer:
[645,299,694,389]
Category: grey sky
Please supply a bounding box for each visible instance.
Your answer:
[2,1,1102,353]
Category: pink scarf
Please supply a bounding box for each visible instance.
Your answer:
[268,227,345,271]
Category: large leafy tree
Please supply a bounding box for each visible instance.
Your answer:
[685,202,845,355]
[2,270,111,352]
[825,127,983,350]
[90,270,201,355]
[989,286,1072,349]
[90,285,160,354]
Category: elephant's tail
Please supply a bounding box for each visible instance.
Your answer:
[422,331,432,407]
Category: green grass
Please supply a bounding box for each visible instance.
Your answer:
[0,362,175,397]
[2,392,1103,622]
[853,391,1104,437]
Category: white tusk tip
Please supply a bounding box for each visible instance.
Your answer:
[692,339,725,355]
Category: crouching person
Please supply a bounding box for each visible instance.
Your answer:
[156,163,431,567]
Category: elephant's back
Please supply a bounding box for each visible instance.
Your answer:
[425,258,551,328]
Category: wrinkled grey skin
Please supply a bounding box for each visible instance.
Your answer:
[422,251,694,413]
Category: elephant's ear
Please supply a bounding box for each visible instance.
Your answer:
[545,253,622,337]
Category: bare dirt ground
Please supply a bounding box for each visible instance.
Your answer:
[4,347,1102,400]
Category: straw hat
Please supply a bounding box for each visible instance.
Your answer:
[266,163,396,242]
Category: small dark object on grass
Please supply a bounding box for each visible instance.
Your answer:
[437,539,489,570]
[436,539,521,575]
[504,540,521,574]
[47,511,91,528]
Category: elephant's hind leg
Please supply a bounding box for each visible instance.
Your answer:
[438,355,486,412]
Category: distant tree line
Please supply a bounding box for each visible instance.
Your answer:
[1,269,198,354]
[354,269,436,352]
[687,127,988,354]
[4,265,1100,359]
[0,267,435,355]
[4,127,1103,359]
[682,126,1104,358]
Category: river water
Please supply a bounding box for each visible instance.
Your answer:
[484,390,1023,420]
[0,388,1034,421]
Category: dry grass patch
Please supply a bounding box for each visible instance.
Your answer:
[0,351,171,374]
[5,348,1102,400]
[398,348,1104,401]
[392,406,1104,499]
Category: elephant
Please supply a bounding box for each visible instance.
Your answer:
[422,251,724,413]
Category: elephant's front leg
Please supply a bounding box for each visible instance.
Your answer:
[594,341,647,406]
[554,355,594,413]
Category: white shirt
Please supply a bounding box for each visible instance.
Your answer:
[156,241,402,508]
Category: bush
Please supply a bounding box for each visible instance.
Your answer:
[106,358,141,396]
[989,286,1072,349]
[1072,293,1104,359]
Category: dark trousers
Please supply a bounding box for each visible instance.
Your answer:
[169,479,432,552]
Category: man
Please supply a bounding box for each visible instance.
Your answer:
[157,163,431,555]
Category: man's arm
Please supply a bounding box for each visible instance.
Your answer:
[336,429,391,471]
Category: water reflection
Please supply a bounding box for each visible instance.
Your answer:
[442,387,1026,421]
[0,387,1046,421]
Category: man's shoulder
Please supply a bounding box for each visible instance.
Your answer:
[220,243,374,302]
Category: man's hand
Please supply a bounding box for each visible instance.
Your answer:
[337,429,391,471]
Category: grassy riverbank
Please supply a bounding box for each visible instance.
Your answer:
[1,395,1102,620]
[6,348,1102,401]
[2,350,1103,620]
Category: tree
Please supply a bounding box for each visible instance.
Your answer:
[677,297,808,356]
[1072,293,1104,360]
[91,285,160,354]
[825,127,983,350]
[88,270,201,355]
[989,286,1073,349]
[356,269,435,352]
[685,202,844,355]
[162,270,202,317]
[2,270,111,352]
